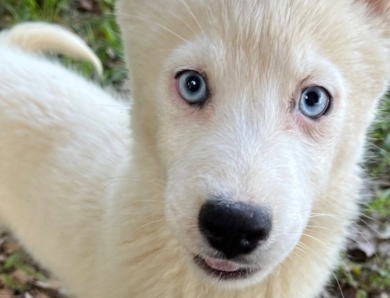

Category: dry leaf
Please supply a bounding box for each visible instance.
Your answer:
[34,280,62,291]
[3,239,20,255]
[347,225,378,261]
[31,292,50,298]
[0,237,6,248]
[11,270,33,285]
[75,0,101,14]
[379,226,390,240]
[0,289,13,298]
[76,0,94,11]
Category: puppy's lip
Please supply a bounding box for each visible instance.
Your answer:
[193,255,261,280]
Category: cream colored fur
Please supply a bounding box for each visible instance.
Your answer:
[1,0,390,297]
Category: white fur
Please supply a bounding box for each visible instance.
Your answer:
[1,0,390,297]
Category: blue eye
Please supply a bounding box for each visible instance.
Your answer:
[177,71,208,106]
[299,87,331,119]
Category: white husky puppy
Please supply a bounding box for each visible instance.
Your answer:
[1,0,390,297]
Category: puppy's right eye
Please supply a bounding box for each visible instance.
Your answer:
[299,86,331,119]
[176,71,209,106]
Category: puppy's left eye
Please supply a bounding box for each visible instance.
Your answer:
[176,71,208,106]
[299,86,331,119]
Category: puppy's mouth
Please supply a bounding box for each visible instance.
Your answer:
[193,255,261,280]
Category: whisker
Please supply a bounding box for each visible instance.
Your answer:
[306,225,332,231]
[332,271,345,298]
[115,13,189,43]
[132,218,166,234]
[179,0,206,38]
[301,233,327,246]
[169,11,198,36]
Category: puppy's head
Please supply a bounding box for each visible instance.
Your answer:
[117,0,390,289]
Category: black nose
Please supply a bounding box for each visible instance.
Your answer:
[198,200,272,259]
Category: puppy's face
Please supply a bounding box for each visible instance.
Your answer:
[117,0,390,289]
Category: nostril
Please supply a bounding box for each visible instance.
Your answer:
[247,227,271,242]
[198,200,272,259]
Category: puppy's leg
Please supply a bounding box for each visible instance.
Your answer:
[0,46,129,296]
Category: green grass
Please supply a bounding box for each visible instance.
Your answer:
[328,99,390,296]
[0,0,126,86]
[0,1,389,297]
[0,252,46,292]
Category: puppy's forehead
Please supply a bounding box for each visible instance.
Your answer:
[179,0,351,41]
[122,0,355,43]
[165,0,364,73]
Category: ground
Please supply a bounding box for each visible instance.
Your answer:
[0,1,389,298]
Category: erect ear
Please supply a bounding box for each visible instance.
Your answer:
[360,0,390,15]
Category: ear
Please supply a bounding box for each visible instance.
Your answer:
[360,0,390,15]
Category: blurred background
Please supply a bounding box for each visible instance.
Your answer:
[0,1,389,297]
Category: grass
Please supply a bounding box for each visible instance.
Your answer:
[0,1,389,297]
[0,0,126,86]
[330,97,390,297]
[1,253,46,291]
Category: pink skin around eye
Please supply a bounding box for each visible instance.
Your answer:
[172,77,182,100]
[293,107,328,140]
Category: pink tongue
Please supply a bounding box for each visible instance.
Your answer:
[204,257,240,272]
